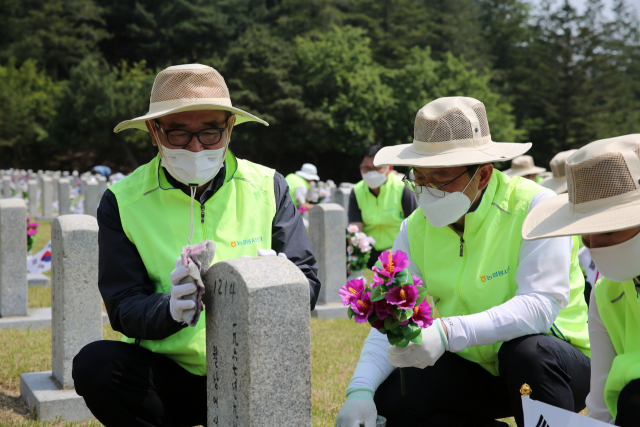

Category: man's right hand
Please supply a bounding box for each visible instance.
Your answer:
[335,387,377,427]
[169,262,197,324]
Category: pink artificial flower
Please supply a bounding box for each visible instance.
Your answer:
[371,273,386,287]
[374,299,394,320]
[372,250,410,281]
[27,229,37,237]
[339,278,365,306]
[412,274,423,288]
[351,292,374,323]
[412,299,433,328]
[298,206,308,215]
[385,284,418,309]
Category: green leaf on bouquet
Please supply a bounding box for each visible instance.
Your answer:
[392,269,410,286]
[347,306,355,320]
[394,308,413,322]
[384,316,399,331]
[370,285,388,302]
[364,285,373,293]
[401,323,422,341]
[367,313,379,326]
[411,334,423,345]
[386,326,402,337]
[387,334,404,345]
[395,338,411,348]
[416,286,429,306]
[377,328,388,334]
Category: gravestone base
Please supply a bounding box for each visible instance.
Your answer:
[35,214,57,221]
[28,273,51,286]
[0,308,109,330]
[20,371,94,422]
[311,302,349,319]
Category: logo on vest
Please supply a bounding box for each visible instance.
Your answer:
[230,236,264,248]
[480,266,510,282]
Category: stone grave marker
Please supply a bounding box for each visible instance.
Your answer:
[0,199,27,317]
[28,180,39,216]
[39,176,54,220]
[309,204,348,318]
[83,179,98,218]
[2,176,11,198]
[331,184,352,226]
[21,214,102,421]
[58,178,71,216]
[203,257,312,427]
[97,176,107,202]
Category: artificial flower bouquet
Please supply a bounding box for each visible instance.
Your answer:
[346,224,376,274]
[26,216,39,251]
[339,250,433,394]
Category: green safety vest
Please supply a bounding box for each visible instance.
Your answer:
[595,278,640,420]
[353,172,405,251]
[407,170,590,375]
[109,152,275,375]
[285,173,310,207]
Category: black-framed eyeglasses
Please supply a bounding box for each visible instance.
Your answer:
[154,120,228,147]
[402,168,471,198]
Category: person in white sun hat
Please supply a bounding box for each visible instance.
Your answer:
[70,64,320,426]
[285,163,320,209]
[336,96,590,427]
[539,149,577,195]
[522,134,640,426]
[503,155,547,182]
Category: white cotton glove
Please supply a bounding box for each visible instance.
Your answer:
[335,387,377,427]
[387,320,450,369]
[169,258,197,324]
[241,249,287,258]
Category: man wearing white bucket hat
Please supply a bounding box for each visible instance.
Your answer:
[522,135,640,426]
[503,155,547,182]
[336,97,590,427]
[285,163,320,208]
[71,64,320,426]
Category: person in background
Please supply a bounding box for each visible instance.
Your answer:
[522,135,640,426]
[349,144,417,269]
[285,163,319,209]
[503,155,546,182]
[92,165,112,178]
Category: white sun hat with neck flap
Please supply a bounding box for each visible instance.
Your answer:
[523,134,640,240]
[538,149,577,194]
[373,96,531,168]
[113,64,268,133]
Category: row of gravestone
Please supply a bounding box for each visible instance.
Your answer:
[0,198,351,424]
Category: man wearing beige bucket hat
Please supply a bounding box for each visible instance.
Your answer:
[70,64,320,426]
[503,155,547,182]
[522,135,640,426]
[336,97,590,427]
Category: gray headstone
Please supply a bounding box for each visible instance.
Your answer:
[52,177,59,205]
[309,204,346,304]
[51,215,102,389]
[97,176,107,202]
[62,171,69,177]
[28,180,38,216]
[308,181,317,203]
[83,179,98,218]
[80,176,87,199]
[41,176,54,219]
[0,199,27,317]
[3,176,11,198]
[332,186,351,226]
[203,257,312,427]
[58,178,71,216]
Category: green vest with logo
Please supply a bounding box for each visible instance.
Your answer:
[595,278,640,420]
[108,152,275,375]
[407,170,590,375]
[285,173,310,207]
[353,173,405,251]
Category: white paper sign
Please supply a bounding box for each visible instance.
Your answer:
[522,396,610,427]
[27,240,52,274]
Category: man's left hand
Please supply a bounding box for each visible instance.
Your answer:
[387,319,450,369]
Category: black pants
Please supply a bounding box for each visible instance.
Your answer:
[374,334,591,427]
[73,340,206,427]
[367,248,385,270]
[616,379,640,426]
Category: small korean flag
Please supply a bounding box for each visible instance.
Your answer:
[522,395,610,427]
[27,240,52,274]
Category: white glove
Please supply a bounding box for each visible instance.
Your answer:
[169,259,197,324]
[387,320,450,369]
[335,387,377,427]
[241,249,287,258]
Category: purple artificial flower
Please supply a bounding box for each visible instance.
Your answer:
[412,274,423,288]
[370,317,385,330]
[372,250,410,281]
[27,228,37,237]
[385,284,418,309]
[351,292,374,323]
[374,298,394,320]
[339,278,365,306]
[412,299,433,328]
[371,273,386,288]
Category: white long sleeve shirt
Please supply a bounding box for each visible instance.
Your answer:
[348,190,575,391]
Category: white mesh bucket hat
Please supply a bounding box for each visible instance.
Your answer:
[296,163,319,181]
[523,134,640,240]
[113,64,267,133]
[539,149,577,194]
[373,97,531,168]
[502,155,546,177]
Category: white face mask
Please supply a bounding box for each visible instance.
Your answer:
[589,231,640,282]
[160,145,226,187]
[362,170,388,189]
[415,168,480,228]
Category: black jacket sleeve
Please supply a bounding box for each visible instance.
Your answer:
[272,172,321,310]
[348,188,362,223]
[98,190,186,340]
[401,185,418,218]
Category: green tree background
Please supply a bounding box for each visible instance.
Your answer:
[0,0,639,183]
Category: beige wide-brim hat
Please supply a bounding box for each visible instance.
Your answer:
[523,135,640,240]
[538,149,578,194]
[114,64,268,133]
[502,155,546,177]
[374,97,531,168]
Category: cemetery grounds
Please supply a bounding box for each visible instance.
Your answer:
[0,221,519,426]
